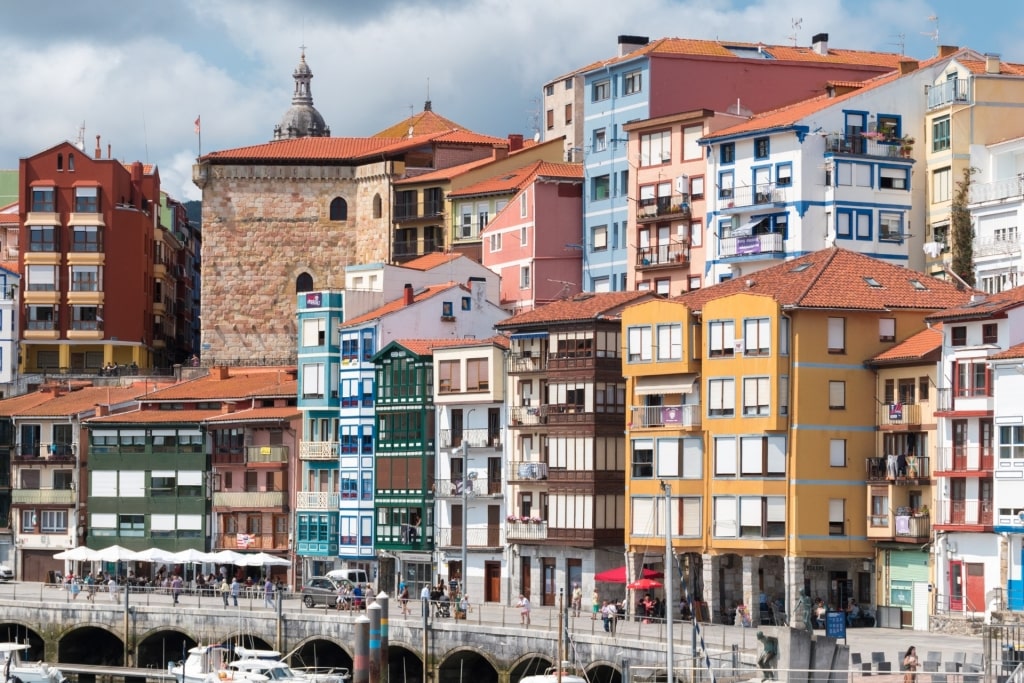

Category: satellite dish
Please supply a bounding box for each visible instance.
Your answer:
[533,132,541,143]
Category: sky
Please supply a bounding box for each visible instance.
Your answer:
[1,0,1019,203]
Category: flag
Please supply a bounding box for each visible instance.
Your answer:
[236,532,255,548]
[194,116,201,134]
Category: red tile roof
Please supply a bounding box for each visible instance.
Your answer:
[431,334,511,352]
[340,282,464,328]
[497,291,654,328]
[137,368,297,402]
[372,108,470,138]
[990,341,1024,360]
[676,248,972,312]
[958,59,1024,76]
[870,324,943,364]
[450,161,583,198]
[88,408,219,424]
[394,155,500,184]
[206,405,300,422]
[400,252,465,271]
[0,381,174,417]
[926,286,1024,322]
[0,260,19,275]
[393,338,488,356]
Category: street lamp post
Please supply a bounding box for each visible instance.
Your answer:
[460,439,469,596]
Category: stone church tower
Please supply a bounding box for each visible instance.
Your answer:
[192,52,507,363]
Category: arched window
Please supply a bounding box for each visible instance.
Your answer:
[68,153,75,171]
[372,194,383,219]
[57,154,63,171]
[296,272,314,293]
[329,197,348,221]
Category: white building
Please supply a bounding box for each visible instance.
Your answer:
[968,136,1024,294]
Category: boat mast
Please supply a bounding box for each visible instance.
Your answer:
[661,480,674,683]
[557,588,563,683]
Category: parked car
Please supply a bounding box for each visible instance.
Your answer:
[300,576,343,608]
[326,568,369,587]
[0,564,13,581]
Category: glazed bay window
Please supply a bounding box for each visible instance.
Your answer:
[640,130,670,166]
[742,377,771,417]
[151,471,177,496]
[708,378,735,418]
[466,358,488,391]
[27,305,57,331]
[26,265,57,291]
[301,363,325,399]
[627,325,652,362]
[31,187,55,212]
[708,320,735,357]
[71,224,103,252]
[71,305,100,330]
[631,439,654,478]
[656,323,682,361]
[29,226,58,252]
[743,318,770,356]
[75,186,99,212]
[438,359,460,393]
[70,265,101,292]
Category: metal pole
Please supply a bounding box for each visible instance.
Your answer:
[377,591,390,683]
[368,601,381,683]
[461,440,469,595]
[661,480,674,683]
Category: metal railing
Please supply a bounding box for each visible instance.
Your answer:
[434,527,501,548]
[299,441,338,460]
[824,134,912,158]
[877,402,923,426]
[935,499,994,526]
[636,242,689,268]
[432,478,501,498]
[718,183,787,209]
[865,455,930,481]
[504,520,549,540]
[934,446,994,472]
[718,232,784,259]
[927,78,971,109]
[213,532,289,551]
[630,405,701,428]
[507,353,546,374]
[507,461,549,481]
[636,197,691,222]
[245,445,288,463]
[296,491,340,509]
[437,428,499,449]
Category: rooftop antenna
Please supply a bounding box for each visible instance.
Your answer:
[787,17,802,47]
[922,15,939,43]
[890,33,906,56]
[74,122,86,151]
[408,104,415,138]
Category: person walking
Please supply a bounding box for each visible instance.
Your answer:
[230,577,240,607]
[69,576,81,600]
[171,575,183,605]
[85,573,96,602]
[601,600,618,634]
[571,583,583,617]
[420,583,431,617]
[591,588,600,620]
[517,593,531,626]
[220,577,230,608]
[263,577,275,609]
[400,583,410,616]
[903,646,919,683]
[108,576,119,603]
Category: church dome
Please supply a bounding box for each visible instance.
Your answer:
[273,50,330,140]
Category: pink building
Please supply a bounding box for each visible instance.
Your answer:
[478,162,583,311]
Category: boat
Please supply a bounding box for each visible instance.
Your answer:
[0,643,68,683]
[517,593,588,683]
[171,644,348,683]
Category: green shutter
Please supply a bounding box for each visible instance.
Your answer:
[889,548,929,583]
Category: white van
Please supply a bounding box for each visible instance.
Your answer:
[327,568,370,587]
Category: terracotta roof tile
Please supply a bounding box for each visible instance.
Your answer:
[958,59,1024,76]
[206,406,300,422]
[0,213,18,224]
[400,253,464,271]
[0,261,19,275]
[88,408,219,424]
[394,155,500,184]
[371,109,469,138]
[927,286,1024,322]
[676,248,972,312]
[0,382,172,417]
[139,368,297,402]
[340,282,463,328]
[990,341,1024,360]
[497,291,654,328]
[433,334,511,352]
[451,161,583,198]
[393,338,486,356]
[871,324,943,363]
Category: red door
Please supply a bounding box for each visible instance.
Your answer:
[952,420,968,470]
[949,560,963,610]
[965,563,985,613]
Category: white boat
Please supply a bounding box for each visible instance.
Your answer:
[519,662,588,683]
[171,645,348,683]
[0,643,68,683]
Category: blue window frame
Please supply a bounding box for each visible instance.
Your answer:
[879,211,904,241]
[719,170,734,199]
[879,166,909,190]
[754,137,769,160]
[775,162,793,187]
[836,208,872,241]
[360,329,375,361]
[876,113,901,139]
[720,143,735,164]
[342,336,359,364]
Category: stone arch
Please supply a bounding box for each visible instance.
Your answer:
[287,635,352,672]
[0,622,46,660]
[385,641,423,683]
[437,645,501,683]
[296,272,314,293]
[585,659,624,683]
[372,193,383,219]
[136,627,200,669]
[58,624,127,665]
[509,653,554,683]
[329,197,348,221]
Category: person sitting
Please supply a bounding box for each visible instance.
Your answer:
[814,598,827,629]
[736,603,752,627]
[846,599,861,626]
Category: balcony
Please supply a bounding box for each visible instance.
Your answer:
[865,455,930,483]
[300,441,338,460]
[869,513,931,542]
[438,428,501,450]
[296,491,340,510]
[11,488,75,505]
[508,461,549,482]
[505,520,549,541]
[246,445,289,464]
[507,353,547,374]
[970,178,1024,205]
[718,183,788,212]
[935,387,993,415]
[718,232,784,259]
[927,78,971,109]
[636,197,691,224]
[824,134,913,159]
[214,532,289,551]
[432,478,502,498]
[636,241,689,270]
[212,491,285,508]
[934,446,994,474]
[877,402,923,428]
[935,499,994,527]
[973,233,1022,258]
[630,405,701,429]
[435,526,501,548]
[18,443,75,461]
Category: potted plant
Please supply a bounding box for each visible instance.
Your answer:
[899,136,915,157]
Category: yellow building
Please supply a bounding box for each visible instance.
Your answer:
[622,247,969,625]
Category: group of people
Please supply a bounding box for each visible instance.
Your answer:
[809,597,873,628]
[336,582,376,611]
[61,571,122,602]
[417,580,470,620]
[97,361,138,376]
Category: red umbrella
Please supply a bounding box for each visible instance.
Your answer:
[627,578,663,590]
[594,566,664,583]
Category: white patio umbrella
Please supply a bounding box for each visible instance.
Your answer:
[246,552,290,567]
[53,546,97,561]
[92,545,139,563]
[132,548,178,563]
[172,548,213,564]
[209,549,246,565]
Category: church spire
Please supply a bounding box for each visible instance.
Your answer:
[273,48,330,140]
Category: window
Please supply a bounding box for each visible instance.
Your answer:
[718,171,734,199]
[836,208,872,240]
[627,326,652,362]
[779,375,789,416]
[932,115,950,152]
[593,128,607,153]
[828,499,845,535]
[950,326,967,346]
[466,358,488,391]
[441,301,454,318]
[656,324,682,361]
[919,376,930,401]
[708,378,735,417]
[632,439,653,478]
[690,176,704,199]
[461,296,471,312]
[714,437,737,476]
[519,192,528,218]
[592,174,610,201]
[933,167,952,203]
[592,224,608,251]
[720,143,735,164]
[27,265,57,291]
[32,187,55,212]
[682,125,702,160]
[954,360,990,397]
[738,435,786,476]
[302,318,326,347]
[71,225,101,252]
[624,70,642,95]
[640,131,670,166]
[27,305,56,330]
[982,323,998,345]
[708,320,735,357]
[743,318,770,356]
[999,425,1024,462]
[827,317,846,353]
[545,84,554,96]
[546,109,554,130]
[742,377,771,416]
[520,265,531,289]
[29,226,57,252]
[754,137,769,159]
[829,439,846,467]
[776,163,792,187]
[564,77,573,89]
[879,318,896,342]
[564,103,572,125]
[71,305,99,330]
[41,509,68,533]
[880,167,908,190]
[879,212,902,241]
[489,233,501,252]
[829,381,846,409]
[74,187,98,213]
[438,360,460,393]
[71,264,102,292]
[592,79,610,101]
[302,363,324,399]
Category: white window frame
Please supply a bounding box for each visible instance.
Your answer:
[656,323,682,361]
[627,326,652,363]
[829,439,846,467]
[708,378,735,418]
[828,380,846,410]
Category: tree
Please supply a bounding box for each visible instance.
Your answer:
[950,166,978,287]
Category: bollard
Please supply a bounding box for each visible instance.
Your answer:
[368,601,381,683]
[376,591,389,683]
[354,615,369,683]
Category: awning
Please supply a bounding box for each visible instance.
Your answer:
[635,373,698,396]
[731,219,762,238]
[511,331,548,340]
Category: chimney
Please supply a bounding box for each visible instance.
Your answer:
[898,59,919,75]
[403,283,414,306]
[94,403,109,417]
[985,53,1001,74]
[617,35,649,57]
[424,100,432,112]
[94,135,101,160]
[938,45,958,58]
[215,366,230,380]
[131,161,143,183]
[508,134,524,152]
[811,33,828,56]
[492,146,509,161]
[221,402,236,414]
